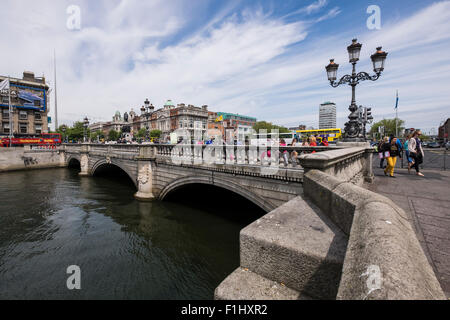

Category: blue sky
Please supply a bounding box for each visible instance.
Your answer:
[1,0,449,134]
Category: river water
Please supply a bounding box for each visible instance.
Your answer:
[0,167,263,299]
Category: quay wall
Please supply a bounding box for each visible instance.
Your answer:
[0,147,65,172]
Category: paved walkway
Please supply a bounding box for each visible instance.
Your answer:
[367,166,450,298]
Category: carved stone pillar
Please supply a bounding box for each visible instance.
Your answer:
[79,153,90,176]
[59,150,66,167]
[134,161,155,201]
[363,149,374,183]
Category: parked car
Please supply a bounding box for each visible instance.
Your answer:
[427,142,441,148]
[445,141,450,150]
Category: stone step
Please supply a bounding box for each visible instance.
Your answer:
[215,267,311,300]
[240,195,348,299]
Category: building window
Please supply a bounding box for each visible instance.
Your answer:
[34,100,41,107]
[35,124,42,134]
[2,109,9,118]
[19,111,28,120]
[3,122,10,134]
[35,112,42,120]
[20,123,28,134]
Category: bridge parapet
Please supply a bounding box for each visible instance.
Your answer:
[299,145,373,185]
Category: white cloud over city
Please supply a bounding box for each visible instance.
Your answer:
[1,0,449,134]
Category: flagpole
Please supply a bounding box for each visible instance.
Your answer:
[395,90,398,137]
[54,49,58,131]
[8,76,12,147]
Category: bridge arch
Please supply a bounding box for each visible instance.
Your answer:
[159,176,275,213]
[91,159,138,188]
[67,155,81,168]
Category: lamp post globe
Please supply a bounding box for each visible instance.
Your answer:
[371,47,388,74]
[347,38,362,63]
[325,59,339,82]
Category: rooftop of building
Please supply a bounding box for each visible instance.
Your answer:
[0,71,49,89]
[216,112,257,121]
[320,101,336,106]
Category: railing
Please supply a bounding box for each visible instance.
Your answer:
[154,144,338,168]
[63,143,341,169]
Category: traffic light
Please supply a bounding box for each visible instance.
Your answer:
[365,107,373,123]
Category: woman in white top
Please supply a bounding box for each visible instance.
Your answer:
[408,130,425,176]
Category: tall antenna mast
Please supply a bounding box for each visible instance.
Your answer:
[54,49,59,131]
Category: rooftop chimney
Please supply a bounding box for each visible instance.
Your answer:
[23,71,35,81]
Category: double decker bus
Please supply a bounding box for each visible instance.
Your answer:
[0,133,62,148]
[296,128,342,143]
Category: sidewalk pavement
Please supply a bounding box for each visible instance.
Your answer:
[367,166,450,298]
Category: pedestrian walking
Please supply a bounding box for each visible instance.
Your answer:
[408,130,425,177]
[280,139,288,166]
[383,136,400,178]
[404,134,415,173]
[378,137,388,168]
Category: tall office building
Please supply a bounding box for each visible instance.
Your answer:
[319,102,336,129]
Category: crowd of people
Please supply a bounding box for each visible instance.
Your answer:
[376,130,425,178]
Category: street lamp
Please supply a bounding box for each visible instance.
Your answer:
[83,116,89,143]
[326,39,388,141]
[141,99,154,141]
[61,124,67,143]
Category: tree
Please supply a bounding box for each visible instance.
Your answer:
[253,121,290,134]
[91,130,104,142]
[136,128,147,138]
[369,118,405,139]
[108,130,119,141]
[150,129,162,139]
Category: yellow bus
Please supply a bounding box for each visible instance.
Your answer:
[296,128,342,143]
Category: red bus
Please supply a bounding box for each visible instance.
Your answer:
[0,133,62,148]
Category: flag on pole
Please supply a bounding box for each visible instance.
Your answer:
[0,78,9,91]
[395,90,399,109]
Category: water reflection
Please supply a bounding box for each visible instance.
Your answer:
[0,167,264,299]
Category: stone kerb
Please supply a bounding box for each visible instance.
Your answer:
[304,169,446,300]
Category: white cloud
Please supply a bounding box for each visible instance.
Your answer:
[0,0,449,135]
[284,0,328,18]
[316,7,341,22]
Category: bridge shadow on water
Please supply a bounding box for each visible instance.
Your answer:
[164,184,266,225]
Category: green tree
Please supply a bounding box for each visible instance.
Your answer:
[68,121,89,141]
[369,118,405,139]
[91,130,104,142]
[253,121,290,134]
[136,128,147,138]
[108,130,119,141]
[150,129,162,139]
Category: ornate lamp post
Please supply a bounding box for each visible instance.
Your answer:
[61,124,67,143]
[326,39,388,141]
[141,99,154,141]
[83,116,89,143]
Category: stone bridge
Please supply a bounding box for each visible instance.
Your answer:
[60,142,446,299]
[62,143,372,212]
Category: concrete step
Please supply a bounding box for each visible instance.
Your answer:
[215,267,311,300]
[240,195,348,299]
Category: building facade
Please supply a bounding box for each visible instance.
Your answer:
[0,72,50,136]
[216,112,256,138]
[438,118,449,141]
[319,102,336,129]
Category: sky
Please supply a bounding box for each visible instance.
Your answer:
[1,0,449,135]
